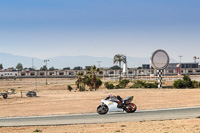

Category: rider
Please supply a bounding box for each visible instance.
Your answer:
[106,94,124,108]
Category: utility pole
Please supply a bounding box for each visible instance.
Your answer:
[32,58,34,70]
[178,56,182,75]
[44,59,49,85]
[97,61,102,68]
[97,61,103,80]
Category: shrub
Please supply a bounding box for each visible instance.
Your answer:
[33,129,42,132]
[173,79,186,88]
[183,74,193,88]
[144,82,158,88]
[118,79,130,88]
[114,79,130,89]
[76,83,79,89]
[96,77,103,89]
[67,85,73,91]
[104,82,115,89]
[83,75,102,91]
[131,80,158,88]
[183,74,191,81]
[79,85,85,91]
[105,79,130,89]
[131,80,146,88]
[192,80,200,88]
[115,84,122,89]
[173,74,198,89]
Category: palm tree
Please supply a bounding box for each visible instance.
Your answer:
[75,72,84,91]
[113,54,127,80]
[83,75,93,90]
[86,65,101,91]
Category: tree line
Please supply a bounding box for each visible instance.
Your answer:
[0,63,84,71]
[0,53,127,72]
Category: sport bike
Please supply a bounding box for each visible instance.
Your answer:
[97,95,137,115]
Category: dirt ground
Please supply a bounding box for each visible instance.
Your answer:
[0,78,200,132]
[1,118,200,133]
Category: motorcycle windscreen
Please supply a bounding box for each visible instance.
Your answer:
[124,96,133,100]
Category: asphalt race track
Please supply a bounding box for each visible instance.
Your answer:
[0,106,200,127]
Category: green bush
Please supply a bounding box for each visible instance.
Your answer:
[118,79,130,88]
[33,129,42,132]
[67,85,73,91]
[131,80,158,88]
[131,80,146,88]
[144,82,158,88]
[79,85,85,91]
[183,74,193,87]
[192,80,200,88]
[115,84,122,89]
[96,77,103,89]
[173,74,199,89]
[114,79,130,89]
[104,82,115,89]
[173,79,186,88]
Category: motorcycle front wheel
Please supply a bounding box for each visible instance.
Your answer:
[97,105,109,115]
[125,103,137,113]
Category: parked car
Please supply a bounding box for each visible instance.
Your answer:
[26,91,37,97]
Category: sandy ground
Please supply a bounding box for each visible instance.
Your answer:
[1,87,200,117]
[1,119,200,133]
[0,78,200,132]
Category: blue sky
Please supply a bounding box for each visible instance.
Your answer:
[1,0,200,62]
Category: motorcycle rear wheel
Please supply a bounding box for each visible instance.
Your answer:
[125,103,137,113]
[97,105,109,115]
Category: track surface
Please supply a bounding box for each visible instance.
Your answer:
[0,106,200,127]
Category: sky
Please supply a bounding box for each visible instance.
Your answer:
[1,0,200,63]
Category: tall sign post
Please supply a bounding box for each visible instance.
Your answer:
[151,49,169,88]
[44,59,49,85]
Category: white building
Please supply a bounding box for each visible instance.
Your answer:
[0,71,18,77]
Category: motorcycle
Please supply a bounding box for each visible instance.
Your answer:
[97,95,137,115]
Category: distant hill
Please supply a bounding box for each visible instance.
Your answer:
[0,53,177,69]
[0,53,43,69]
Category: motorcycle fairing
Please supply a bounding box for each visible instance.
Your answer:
[101,99,123,112]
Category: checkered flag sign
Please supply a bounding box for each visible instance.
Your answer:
[157,70,162,88]
[151,49,169,88]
